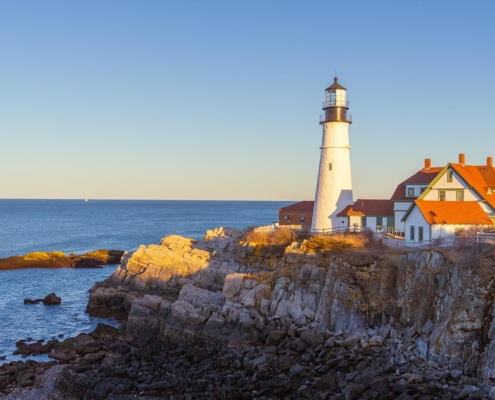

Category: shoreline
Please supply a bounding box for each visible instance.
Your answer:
[0,250,125,271]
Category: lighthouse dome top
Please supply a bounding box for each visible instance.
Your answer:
[325,77,347,91]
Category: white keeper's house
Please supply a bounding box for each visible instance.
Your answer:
[401,154,495,244]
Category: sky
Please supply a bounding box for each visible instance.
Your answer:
[1,1,494,200]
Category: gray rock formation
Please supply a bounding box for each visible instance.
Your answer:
[83,226,495,397]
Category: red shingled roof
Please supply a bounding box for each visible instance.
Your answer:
[336,204,358,217]
[450,163,495,210]
[337,199,394,217]
[279,201,314,212]
[415,200,493,225]
[391,168,443,201]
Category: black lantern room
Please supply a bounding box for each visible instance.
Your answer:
[320,77,352,124]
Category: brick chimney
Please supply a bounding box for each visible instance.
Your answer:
[488,156,493,167]
[424,158,431,170]
[459,153,465,166]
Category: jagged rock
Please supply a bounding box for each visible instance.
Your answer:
[450,369,463,381]
[42,293,61,305]
[23,298,43,304]
[369,335,383,346]
[40,230,495,399]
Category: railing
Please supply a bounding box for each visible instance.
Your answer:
[254,224,370,235]
[320,114,352,123]
[310,225,371,235]
[405,234,495,249]
[385,227,405,237]
[322,100,349,108]
[254,224,307,233]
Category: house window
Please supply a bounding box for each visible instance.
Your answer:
[285,214,291,221]
[329,163,332,171]
[410,225,415,241]
[300,214,305,224]
[447,171,453,183]
[418,226,424,242]
[439,190,446,201]
[407,188,414,197]
[361,216,367,227]
[456,190,464,201]
[376,216,383,229]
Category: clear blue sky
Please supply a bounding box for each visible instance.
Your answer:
[1,1,494,200]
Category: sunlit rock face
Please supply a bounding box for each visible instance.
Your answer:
[0,249,124,270]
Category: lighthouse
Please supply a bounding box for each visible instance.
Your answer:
[311,77,353,233]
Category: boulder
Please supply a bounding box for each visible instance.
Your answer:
[42,293,61,305]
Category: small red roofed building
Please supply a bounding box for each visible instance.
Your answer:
[337,199,394,231]
[402,154,495,245]
[278,201,314,229]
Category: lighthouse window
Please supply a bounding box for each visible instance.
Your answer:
[328,163,332,171]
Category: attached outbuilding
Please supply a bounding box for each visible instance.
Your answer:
[278,201,314,229]
[337,199,394,232]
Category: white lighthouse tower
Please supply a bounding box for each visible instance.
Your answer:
[311,77,353,233]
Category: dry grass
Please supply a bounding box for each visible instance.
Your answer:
[302,232,370,253]
[244,228,297,247]
[245,271,274,285]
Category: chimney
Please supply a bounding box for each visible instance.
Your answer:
[488,156,493,167]
[424,158,431,170]
[459,153,465,166]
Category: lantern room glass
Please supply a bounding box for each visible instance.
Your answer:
[325,89,346,107]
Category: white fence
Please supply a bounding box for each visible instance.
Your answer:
[405,234,495,249]
[254,224,370,235]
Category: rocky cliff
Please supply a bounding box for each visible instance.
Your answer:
[5,227,495,399]
[77,227,495,398]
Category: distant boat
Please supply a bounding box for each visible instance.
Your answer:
[85,199,88,202]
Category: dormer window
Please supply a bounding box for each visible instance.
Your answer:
[407,188,414,197]
[447,171,453,183]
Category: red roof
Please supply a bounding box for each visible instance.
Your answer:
[336,204,357,217]
[391,167,443,201]
[337,199,394,217]
[279,201,314,212]
[450,163,495,210]
[415,200,493,225]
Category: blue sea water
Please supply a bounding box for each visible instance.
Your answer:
[0,199,291,362]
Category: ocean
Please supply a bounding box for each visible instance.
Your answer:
[0,199,291,362]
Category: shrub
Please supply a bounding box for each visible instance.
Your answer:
[244,228,297,247]
[302,232,369,253]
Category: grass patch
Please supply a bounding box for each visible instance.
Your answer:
[302,232,370,253]
[244,228,297,247]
